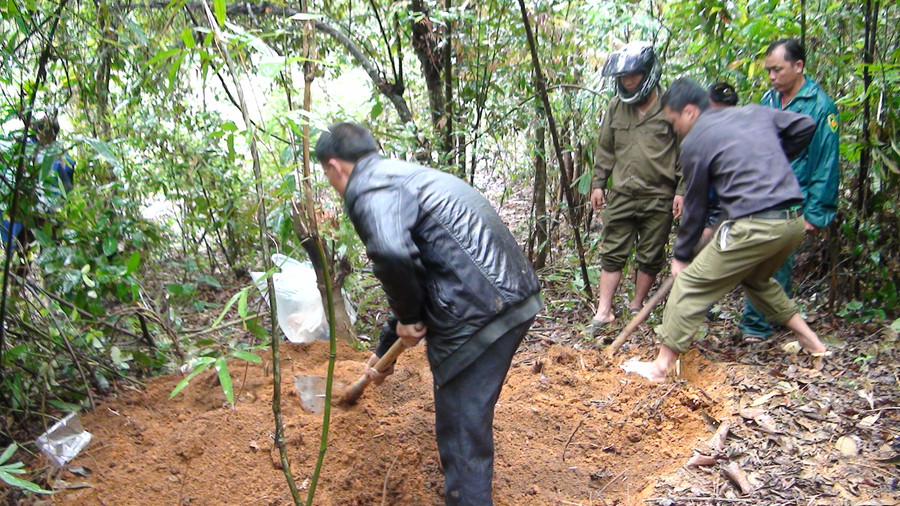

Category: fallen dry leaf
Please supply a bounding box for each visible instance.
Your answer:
[835,435,859,457]
[751,391,780,407]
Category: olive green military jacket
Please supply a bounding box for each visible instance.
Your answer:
[592,87,684,198]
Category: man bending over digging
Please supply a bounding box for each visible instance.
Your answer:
[624,78,828,382]
[315,122,542,504]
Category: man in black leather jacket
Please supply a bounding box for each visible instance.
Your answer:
[315,122,542,505]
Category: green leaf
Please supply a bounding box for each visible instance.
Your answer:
[845,300,863,311]
[125,252,141,275]
[230,350,261,363]
[0,469,55,494]
[76,136,124,172]
[891,318,900,331]
[169,358,215,399]
[237,288,248,318]
[214,0,226,27]
[215,356,233,404]
[3,344,28,363]
[196,274,222,289]
[245,318,267,339]
[210,291,241,329]
[110,346,124,366]
[146,47,179,66]
[102,237,118,257]
[47,400,83,412]
[180,27,196,49]
[168,52,185,90]
[0,444,16,465]
[81,265,96,288]
[370,101,384,121]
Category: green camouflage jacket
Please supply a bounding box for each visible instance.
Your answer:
[761,77,840,228]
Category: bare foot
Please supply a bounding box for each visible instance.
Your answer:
[591,310,616,325]
[796,334,827,355]
[621,358,666,382]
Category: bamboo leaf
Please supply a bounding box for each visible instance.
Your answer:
[237,288,248,318]
[211,291,242,329]
[215,357,233,404]
[169,358,215,399]
[0,444,16,465]
[214,0,226,27]
[0,469,55,494]
[180,27,196,49]
[76,136,124,172]
[230,350,261,363]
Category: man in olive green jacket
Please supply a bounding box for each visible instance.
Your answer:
[741,38,840,339]
[589,42,683,332]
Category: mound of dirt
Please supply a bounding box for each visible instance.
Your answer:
[51,336,734,505]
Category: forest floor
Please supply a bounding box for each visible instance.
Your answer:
[40,288,899,505]
[24,182,900,505]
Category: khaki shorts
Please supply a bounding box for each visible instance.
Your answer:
[658,215,805,354]
[600,191,673,274]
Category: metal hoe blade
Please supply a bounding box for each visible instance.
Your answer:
[293,374,344,414]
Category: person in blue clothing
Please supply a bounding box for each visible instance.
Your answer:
[2,114,75,254]
[740,38,840,340]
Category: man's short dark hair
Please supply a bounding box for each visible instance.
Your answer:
[314,122,378,163]
[708,81,738,106]
[33,115,60,139]
[766,38,806,65]
[661,78,709,113]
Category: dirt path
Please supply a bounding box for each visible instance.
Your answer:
[52,337,735,505]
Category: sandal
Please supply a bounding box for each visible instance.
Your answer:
[585,319,613,339]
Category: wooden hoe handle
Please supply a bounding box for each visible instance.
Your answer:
[605,276,675,357]
[338,339,407,407]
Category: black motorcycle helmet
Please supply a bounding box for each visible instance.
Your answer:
[602,41,661,105]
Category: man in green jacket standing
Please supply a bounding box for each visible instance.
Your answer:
[588,42,683,333]
[740,38,840,340]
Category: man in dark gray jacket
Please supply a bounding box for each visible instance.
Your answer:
[315,122,542,505]
[623,79,828,382]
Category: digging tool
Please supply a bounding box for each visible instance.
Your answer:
[605,276,674,357]
[336,338,407,407]
[294,335,408,412]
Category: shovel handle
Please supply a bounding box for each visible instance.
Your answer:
[373,338,407,373]
[606,276,674,357]
[338,339,407,407]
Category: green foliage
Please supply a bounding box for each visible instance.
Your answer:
[169,348,262,404]
[0,443,53,495]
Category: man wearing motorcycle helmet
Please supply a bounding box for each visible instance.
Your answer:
[588,41,684,334]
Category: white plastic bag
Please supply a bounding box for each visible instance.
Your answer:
[250,254,354,343]
[35,412,92,467]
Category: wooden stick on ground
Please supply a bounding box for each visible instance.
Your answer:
[606,276,675,357]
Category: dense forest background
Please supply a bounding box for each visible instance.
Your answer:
[0,0,898,495]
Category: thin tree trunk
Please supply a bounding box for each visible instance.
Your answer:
[800,0,806,49]
[197,2,301,503]
[291,11,356,345]
[410,0,445,132]
[517,0,593,299]
[857,0,878,221]
[443,0,454,166]
[534,105,549,270]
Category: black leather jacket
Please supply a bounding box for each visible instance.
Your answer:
[344,153,542,386]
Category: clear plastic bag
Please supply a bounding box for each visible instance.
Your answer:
[250,254,355,343]
[35,412,92,467]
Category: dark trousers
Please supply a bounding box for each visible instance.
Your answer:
[433,318,533,506]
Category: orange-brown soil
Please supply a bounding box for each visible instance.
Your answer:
[52,338,734,505]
